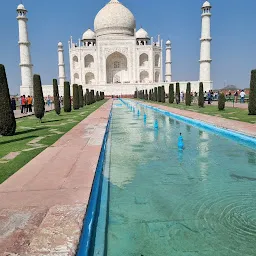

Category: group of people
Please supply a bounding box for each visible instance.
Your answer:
[177,89,247,105]
[19,95,33,114]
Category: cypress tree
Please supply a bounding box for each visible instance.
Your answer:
[158,86,161,102]
[198,82,204,108]
[169,84,174,104]
[154,87,157,101]
[78,85,84,108]
[0,64,16,136]
[96,91,100,101]
[86,89,90,105]
[149,90,151,101]
[64,81,71,112]
[103,92,105,100]
[185,82,191,106]
[91,90,95,103]
[248,69,256,115]
[145,90,148,100]
[53,79,61,115]
[84,94,87,105]
[73,84,79,110]
[161,85,165,103]
[33,74,45,122]
[176,83,180,104]
[218,92,226,111]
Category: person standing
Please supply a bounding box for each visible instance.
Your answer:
[11,97,16,111]
[21,95,26,114]
[234,91,238,103]
[27,95,33,112]
[240,90,246,103]
[207,90,212,104]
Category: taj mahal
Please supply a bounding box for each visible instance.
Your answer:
[17,0,213,97]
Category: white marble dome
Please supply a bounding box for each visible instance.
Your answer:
[94,0,136,37]
[58,42,63,47]
[136,28,149,39]
[202,1,211,8]
[17,4,26,11]
[82,29,96,40]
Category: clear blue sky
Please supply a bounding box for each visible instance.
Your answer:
[1,0,256,94]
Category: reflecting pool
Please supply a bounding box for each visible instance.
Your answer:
[100,100,256,256]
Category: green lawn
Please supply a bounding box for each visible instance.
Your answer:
[138,100,256,124]
[0,100,107,184]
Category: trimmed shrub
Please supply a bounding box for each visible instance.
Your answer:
[198,82,204,108]
[158,86,161,102]
[84,93,87,105]
[176,83,180,104]
[0,64,16,136]
[33,74,45,122]
[53,79,61,115]
[169,84,174,104]
[185,82,191,106]
[78,85,84,108]
[73,84,79,110]
[145,90,148,100]
[64,81,71,112]
[91,90,95,103]
[96,91,100,101]
[134,90,137,98]
[86,89,90,105]
[154,87,157,101]
[161,85,165,103]
[218,92,226,110]
[248,70,256,115]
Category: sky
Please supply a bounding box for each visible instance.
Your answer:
[1,0,256,94]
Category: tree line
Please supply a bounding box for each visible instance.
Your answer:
[0,64,105,136]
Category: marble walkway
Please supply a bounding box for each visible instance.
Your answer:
[139,101,256,138]
[0,100,112,255]
[14,105,54,119]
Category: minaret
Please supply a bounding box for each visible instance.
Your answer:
[199,1,212,82]
[165,40,172,82]
[58,42,66,87]
[17,4,33,96]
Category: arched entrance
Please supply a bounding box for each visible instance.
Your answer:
[106,52,128,84]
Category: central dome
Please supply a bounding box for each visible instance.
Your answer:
[94,0,136,37]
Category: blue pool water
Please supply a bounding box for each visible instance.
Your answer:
[94,100,256,256]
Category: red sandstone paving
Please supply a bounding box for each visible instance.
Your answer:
[143,102,256,137]
[0,100,112,256]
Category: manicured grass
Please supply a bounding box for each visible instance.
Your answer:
[138,100,256,124]
[0,100,107,184]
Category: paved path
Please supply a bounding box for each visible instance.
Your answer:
[14,105,55,119]
[0,100,112,255]
[140,101,256,138]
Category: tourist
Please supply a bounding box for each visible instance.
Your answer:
[11,97,16,110]
[228,90,232,101]
[47,95,51,107]
[204,91,207,101]
[240,90,246,103]
[207,90,212,104]
[27,95,33,112]
[180,91,184,102]
[234,90,238,103]
[21,95,26,114]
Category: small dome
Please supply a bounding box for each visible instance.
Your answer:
[58,42,63,47]
[94,0,136,37]
[166,40,171,45]
[202,1,211,8]
[17,4,26,11]
[82,29,96,40]
[136,28,149,39]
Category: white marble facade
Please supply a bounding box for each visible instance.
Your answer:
[18,0,213,97]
